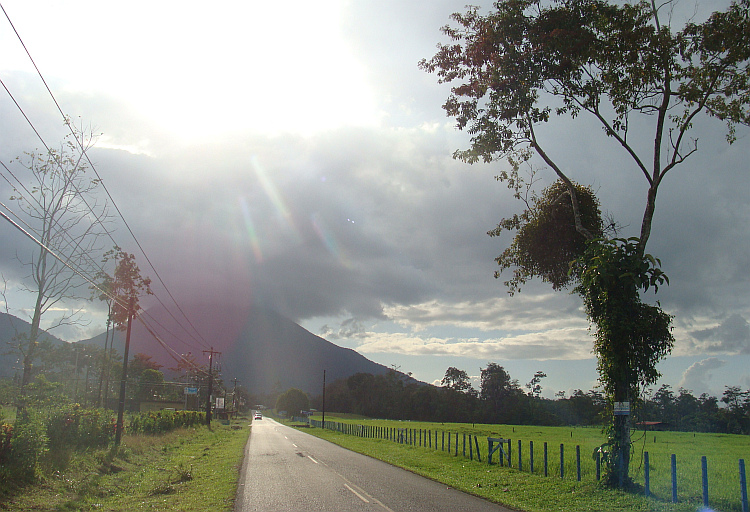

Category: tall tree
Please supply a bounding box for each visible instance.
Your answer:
[105,251,151,445]
[441,366,474,393]
[421,0,749,487]
[7,127,111,394]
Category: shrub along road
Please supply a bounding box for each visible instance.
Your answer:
[234,417,514,512]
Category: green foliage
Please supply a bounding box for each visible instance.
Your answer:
[489,179,603,294]
[275,388,309,418]
[572,238,674,401]
[571,238,674,486]
[4,409,47,482]
[46,405,116,451]
[127,410,205,435]
[420,0,750,166]
[0,422,12,465]
[22,374,68,408]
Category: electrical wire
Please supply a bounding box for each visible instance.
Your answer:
[0,200,209,376]
[0,1,213,355]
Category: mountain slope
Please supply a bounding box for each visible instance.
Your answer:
[0,312,67,378]
[80,302,392,395]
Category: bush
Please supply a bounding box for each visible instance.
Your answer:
[0,422,12,465]
[6,410,47,481]
[128,410,205,435]
[46,405,116,451]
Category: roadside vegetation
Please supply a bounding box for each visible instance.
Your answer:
[298,415,750,512]
[0,414,249,511]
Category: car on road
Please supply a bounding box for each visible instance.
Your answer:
[254,412,262,420]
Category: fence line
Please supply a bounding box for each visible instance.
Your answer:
[306,418,748,510]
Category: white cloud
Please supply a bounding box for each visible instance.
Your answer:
[678,357,727,395]
[353,326,592,361]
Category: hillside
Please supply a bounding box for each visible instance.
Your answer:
[0,312,67,378]
[79,302,395,394]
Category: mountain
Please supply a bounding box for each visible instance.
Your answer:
[0,312,67,378]
[79,302,395,395]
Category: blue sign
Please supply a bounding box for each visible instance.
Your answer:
[184,387,198,395]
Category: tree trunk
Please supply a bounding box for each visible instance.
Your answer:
[611,385,632,488]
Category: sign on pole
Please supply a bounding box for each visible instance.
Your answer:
[184,387,198,395]
[614,402,630,415]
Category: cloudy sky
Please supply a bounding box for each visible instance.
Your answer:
[1,0,747,399]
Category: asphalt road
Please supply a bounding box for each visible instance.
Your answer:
[234,417,515,512]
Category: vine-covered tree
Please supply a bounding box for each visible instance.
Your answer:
[421,0,750,487]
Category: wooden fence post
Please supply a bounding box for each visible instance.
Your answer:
[576,445,581,481]
[544,442,548,477]
[475,435,481,462]
[644,451,650,497]
[518,439,522,471]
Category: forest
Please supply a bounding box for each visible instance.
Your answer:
[307,365,750,435]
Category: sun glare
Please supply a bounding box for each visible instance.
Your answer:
[3,0,380,141]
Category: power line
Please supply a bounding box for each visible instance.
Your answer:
[0,203,211,377]
[0,2,211,352]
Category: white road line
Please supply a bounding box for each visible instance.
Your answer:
[292,444,298,448]
[344,483,370,503]
[307,455,319,464]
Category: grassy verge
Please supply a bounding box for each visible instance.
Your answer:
[296,420,743,512]
[0,419,251,511]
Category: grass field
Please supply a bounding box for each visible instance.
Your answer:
[302,415,750,512]
[0,419,251,511]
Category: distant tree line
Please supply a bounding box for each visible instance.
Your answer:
[305,365,750,435]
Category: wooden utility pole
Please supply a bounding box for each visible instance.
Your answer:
[203,347,221,425]
[232,377,239,417]
[322,369,326,428]
[115,297,135,446]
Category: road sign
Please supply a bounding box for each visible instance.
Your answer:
[184,387,198,395]
[614,402,630,415]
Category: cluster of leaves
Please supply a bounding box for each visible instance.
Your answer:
[0,410,48,482]
[0,405,117,482]
[571,238,674,402]
[489,179,603,294]
[275,388,310,418]
[127,410,205,435]
[46,404,116,451]
[420,0,750,167]
[0,423,12,465]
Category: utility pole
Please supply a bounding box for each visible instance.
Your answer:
[115,297,135,446]
[232,377,239,417]
[203,347,221,425]
[322,369,326,428]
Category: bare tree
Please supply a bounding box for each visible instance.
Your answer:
[7,123,112,393]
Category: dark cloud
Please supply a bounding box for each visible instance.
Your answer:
[689,314,750,354]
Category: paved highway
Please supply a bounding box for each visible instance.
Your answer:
[234,417,515,512]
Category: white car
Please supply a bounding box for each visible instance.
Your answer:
[254,412,262,420]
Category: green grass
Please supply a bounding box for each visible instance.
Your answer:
[0,419,251,511]
[301,416,750,512]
